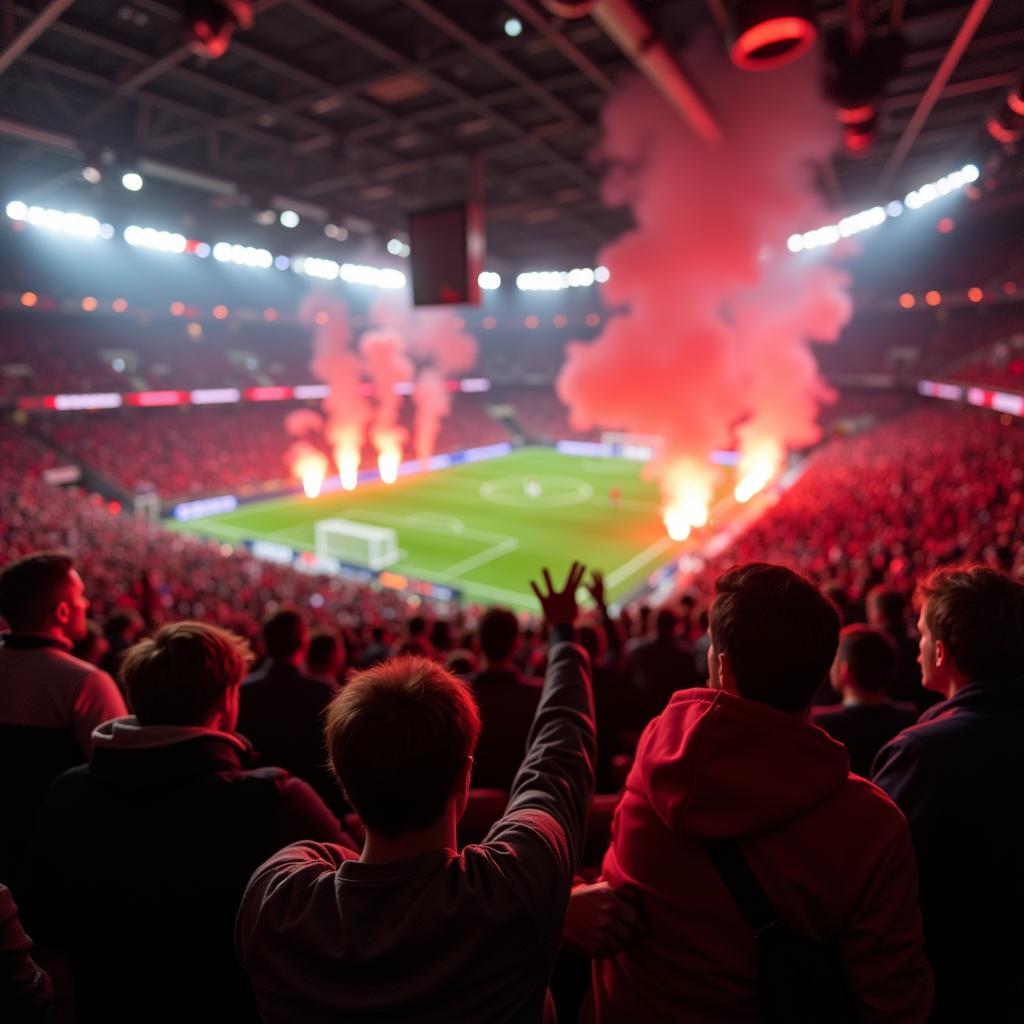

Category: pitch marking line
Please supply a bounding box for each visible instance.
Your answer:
[605,536,675,587]
[440,537,519,578]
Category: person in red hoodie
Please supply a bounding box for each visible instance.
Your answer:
[590,562,932,1023]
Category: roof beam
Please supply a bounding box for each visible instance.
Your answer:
[878,0,993,190]
[0,0,73,77]
[287,0,599,192]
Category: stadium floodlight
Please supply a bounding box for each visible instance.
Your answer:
[122,172,144,191]
[478,271,501,290]
[386,238,410,257]
[516,268,603,291]
[594,265,610,283]
[82,166,102,184]
[11,203,102,239]
[212,241,273,268]
[504,17,523,37]
[279,209,300,228]
[789,163,980,254]
[124,225,187,253]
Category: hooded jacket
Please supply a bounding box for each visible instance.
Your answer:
[25,717,346,1024]
[590,688,932,1023]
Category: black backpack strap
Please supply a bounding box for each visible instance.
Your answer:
[704,840,779,937]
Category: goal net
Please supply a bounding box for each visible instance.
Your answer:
[315,518,400,571]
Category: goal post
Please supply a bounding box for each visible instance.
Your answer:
[315,518,400,571]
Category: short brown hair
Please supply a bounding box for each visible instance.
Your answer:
[710,563,840,713]
[0,551,74,631]
[917,566,1024,681]
[324,656,481,839]
[121,622,252,726]
[837,625,896,692]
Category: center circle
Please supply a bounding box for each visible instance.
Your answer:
[479,475,594,508]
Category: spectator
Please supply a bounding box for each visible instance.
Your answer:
[812,625,918,776]
[0,552,126,896]
[873,566,1024,1022]
[692,608,711,684]
[99,609,145,682]
[27,621,346,1024]
[445,648,478,677]
[71,619,109,667]
[394,614,434,659]
[306,629,345,686]
[236,565,596,1022]
[592,563,932,1022]
[0,883,52,1021]
[624,608,700,727]
[867,586,937,710]
[239,609,343,817]
[468,606,542,791]
[356,624,390,668]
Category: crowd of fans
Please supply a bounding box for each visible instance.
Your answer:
[2,392,1024,1020]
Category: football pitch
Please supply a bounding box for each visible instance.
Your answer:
[167,448,695,610]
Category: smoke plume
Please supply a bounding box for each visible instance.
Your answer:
[556,34,852,537]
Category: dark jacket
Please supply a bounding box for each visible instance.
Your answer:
[238,660,343,816]
[0,884,52,1021]
[236,638,595,1024]
[26,718,346,1024]
[812,700,919,777]
[625,635,700,728]
[0,634,126,898]
[872,677,1024,1022]
[469,667,543,792]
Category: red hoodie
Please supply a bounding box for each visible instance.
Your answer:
[590,688,932,1023]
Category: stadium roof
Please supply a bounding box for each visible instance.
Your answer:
[1,0,1021,267]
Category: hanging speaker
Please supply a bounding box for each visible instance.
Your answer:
[408,201,484,307]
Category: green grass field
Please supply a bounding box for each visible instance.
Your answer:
[167,448,697,610]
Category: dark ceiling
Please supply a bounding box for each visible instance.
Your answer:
[0,0,1021,268]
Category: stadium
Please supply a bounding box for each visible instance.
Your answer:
[1,1,1023,1021]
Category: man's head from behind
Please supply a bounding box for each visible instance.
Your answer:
[307,629,344,678]
[831,625,896,696]
[916,565,1024,695]
[867,586,906,630]
[709,563,840,714]
[262,607,307,662]
[0,551,89,643]
[121,621,252,729]
[324,656,481,840]
[478,607,519,664]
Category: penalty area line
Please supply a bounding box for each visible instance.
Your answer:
[440,537,519,578]
[605,536,675,588]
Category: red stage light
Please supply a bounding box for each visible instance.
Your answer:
[925,290,942,307]
[81,296,98,312]
[937,217,954,234]
[314,311,329,326]
[170,301,185,316]
[263,308,278,322]
[112,298,128,313]
[967,287,983,303]
[1004,281,1018,296]
[585,313,600,327]
[524,315,539,329]
[20,291,38,308]
[213,304,229,320]
[730,16,816,72]
[899,293,916,310]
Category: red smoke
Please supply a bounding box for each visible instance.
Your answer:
[556,34,852,534]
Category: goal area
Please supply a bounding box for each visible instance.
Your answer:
[314,518,400,571]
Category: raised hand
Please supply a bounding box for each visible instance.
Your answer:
[586,569,606,609]
[530,562,586,629]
